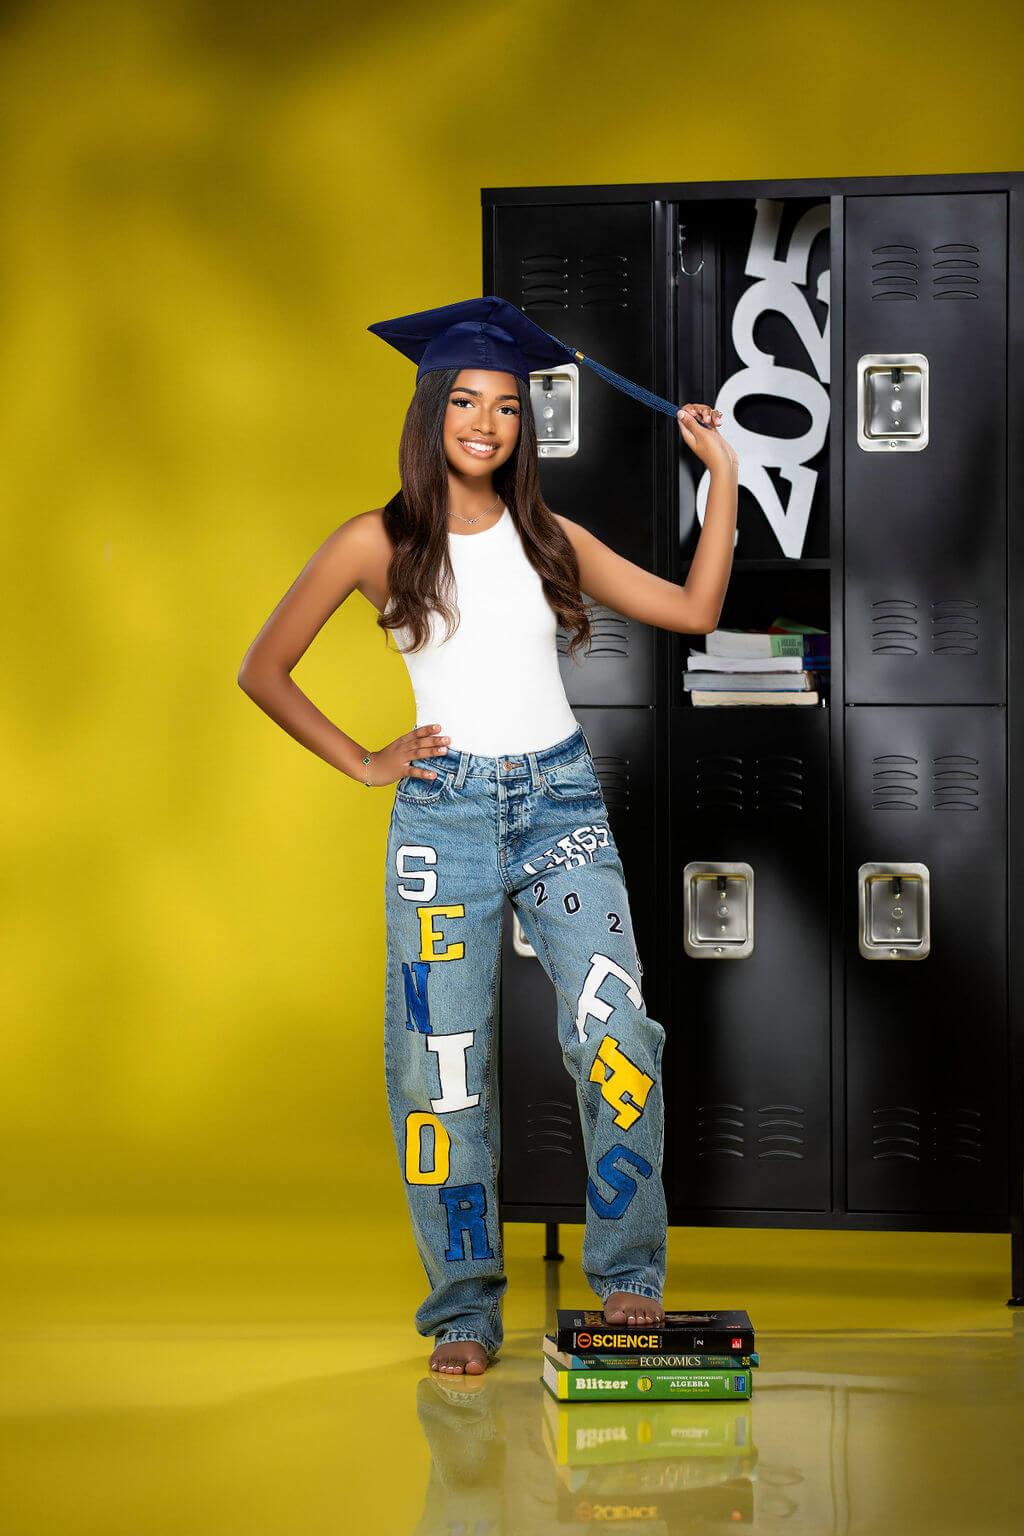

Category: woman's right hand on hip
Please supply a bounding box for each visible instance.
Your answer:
[368,723,450,786]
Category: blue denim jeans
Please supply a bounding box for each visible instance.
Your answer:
[383,723,667,1360]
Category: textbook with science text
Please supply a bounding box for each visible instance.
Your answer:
[554,1309,755,1357]
[543,1334,758,1372]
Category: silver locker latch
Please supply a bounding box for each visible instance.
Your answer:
[858,862,931,959]
[530,362,579,458]
[683,862,754,959]
[856,353,929,451]
[512,911,538,959]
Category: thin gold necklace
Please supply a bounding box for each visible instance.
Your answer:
[448,493,502,526]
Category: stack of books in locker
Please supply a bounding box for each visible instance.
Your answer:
[685,617,830,706]
[542,1309,757,1402]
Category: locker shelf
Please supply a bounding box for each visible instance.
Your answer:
[681,558,832,571]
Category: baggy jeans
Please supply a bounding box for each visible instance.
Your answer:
[383,723,667,1360]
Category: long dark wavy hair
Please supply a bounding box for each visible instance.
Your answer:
[377,367,595,662]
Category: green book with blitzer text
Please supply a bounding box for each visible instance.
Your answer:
[542,1356,752,1402]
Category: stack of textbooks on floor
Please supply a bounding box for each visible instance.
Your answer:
[542,1309,757,1401]
[685,617,829,706]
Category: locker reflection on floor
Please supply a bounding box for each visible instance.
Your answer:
[2,1218,1022,1535]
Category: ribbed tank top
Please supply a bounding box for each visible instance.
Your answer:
[391,505,580,755]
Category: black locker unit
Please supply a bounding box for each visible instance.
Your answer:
[483,173,1023,1298]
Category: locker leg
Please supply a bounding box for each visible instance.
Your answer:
[1008,1222,1024,1307]
[544,1222,563,1262]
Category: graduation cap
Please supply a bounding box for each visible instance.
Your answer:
[367,294,685,421]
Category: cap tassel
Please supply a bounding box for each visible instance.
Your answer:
[564,344,682,420]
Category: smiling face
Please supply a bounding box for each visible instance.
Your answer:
[442,368,521,482]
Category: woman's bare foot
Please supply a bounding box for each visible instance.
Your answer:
[603,1291,665,1326]
[429,1339,489,1374]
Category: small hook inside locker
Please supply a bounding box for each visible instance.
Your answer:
[678,224,704,277]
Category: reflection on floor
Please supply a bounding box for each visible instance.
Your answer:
[0,1218,1022,1534]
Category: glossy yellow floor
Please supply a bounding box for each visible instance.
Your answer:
[1,1217,1022,1534]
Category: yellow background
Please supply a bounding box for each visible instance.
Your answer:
[3,0,1022,1316]
[3,5,1022,1530]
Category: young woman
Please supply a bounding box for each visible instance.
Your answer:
[238,300,739,1376]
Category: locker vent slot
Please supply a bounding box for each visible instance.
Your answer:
[589,755,629,806]
[870,598,919,654]
[526,1100,577,1157]
[579,253,630,310]
[869,598,981,655]
[871,754,920,812]
[756,1104,806,1159]
[932,243,981,301]
[870,244,919,300]
[930,599,979,655]
[693,754,807,816]
[557,607,631,661]
[754,755,805,813]
[932,754,980,812]
[695,755,744,815]
[518,254,569,310]
[697,1102,745,1158]
[871,1105,983,1163]
[518,253,631,312]
[696,1103,807,1159]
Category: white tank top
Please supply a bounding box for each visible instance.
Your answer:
[391,505,580,755]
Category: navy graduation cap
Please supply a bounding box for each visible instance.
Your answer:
[367,294,685,421]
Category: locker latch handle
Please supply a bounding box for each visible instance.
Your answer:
[683,862,754,959]
[856,353,929,452]
[858,863,930,959]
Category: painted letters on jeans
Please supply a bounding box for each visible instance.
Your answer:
[575,952,644,1045]
[395,844,438,903]
[402,960,432,1032]
[587,1143,654,1219]
[405,1111,451,1185]
[418,904,465,962]
[439,1182,494,1260]
[589,1034,654,1130]
[522,821,611,875]
[426,1030,480,1113]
